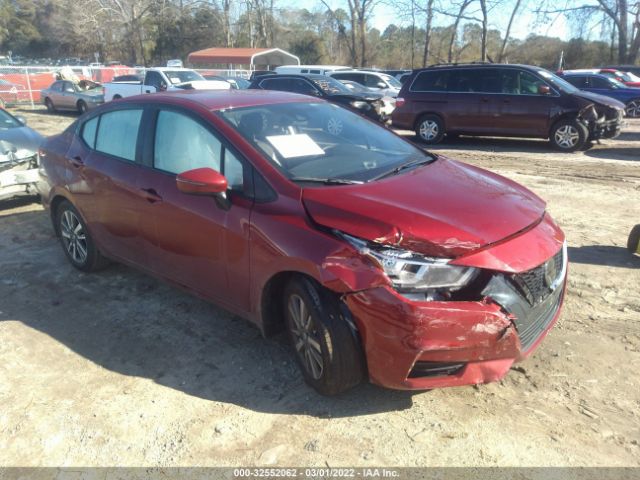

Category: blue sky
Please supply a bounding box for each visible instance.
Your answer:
[279,0,571,40]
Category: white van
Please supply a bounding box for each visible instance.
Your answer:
[274,65,351,75]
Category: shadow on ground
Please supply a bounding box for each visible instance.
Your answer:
[1,209,416,417]
[584,147,639,162]
[397,132,553,154]
[568,245,639,269]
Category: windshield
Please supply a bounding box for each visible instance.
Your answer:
[310,77,351,94]
[0,110,21,129]
[537,69,579,93]
[381,73,402,89]
[217,102,433,183]
[341,81,367,93]
[164,70,205,85]
[625,71,640,82]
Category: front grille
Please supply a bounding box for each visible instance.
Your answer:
[510,248,564,306]
[515,283,564,350]
[481,244,566,352]
[408,361,465,379]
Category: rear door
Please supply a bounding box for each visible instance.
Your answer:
[79,106,153,267]
[138,107,253,309]
[445,68,495,133]
[60,81,77,109]
[48,81,64,108]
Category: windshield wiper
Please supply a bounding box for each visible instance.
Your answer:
[371,155,437,181]
[290,176,364,185]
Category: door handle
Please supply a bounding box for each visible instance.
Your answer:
[70,156,84,168]
[140,187,162,203]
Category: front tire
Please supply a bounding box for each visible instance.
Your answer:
[45,98,55,113]
[55,200,109,272]
[627,225,640,254]
[550,119,588,152]
[625,99,640,118]
[77,100,88,114]
[415,114,445,144]
[284,276,365,395]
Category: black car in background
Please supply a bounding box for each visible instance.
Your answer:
[248,74,386,122]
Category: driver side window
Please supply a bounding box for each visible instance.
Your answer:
[154,110,222,175]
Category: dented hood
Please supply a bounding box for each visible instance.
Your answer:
[302,157,546,258]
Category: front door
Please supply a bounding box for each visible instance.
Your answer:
[492,69,555,137]
[139,108,253,310]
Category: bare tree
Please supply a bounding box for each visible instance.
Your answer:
[537,0,640,63]
[498,0,523,61]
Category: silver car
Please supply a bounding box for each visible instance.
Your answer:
[0,109,43,201]
[41,80,104,114]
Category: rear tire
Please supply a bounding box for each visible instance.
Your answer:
[45,98,55,113]
[625,99,640,118]
[550,119,588,152]
[55,200,109,272]
[283,276,365,395]
[77,100,88,114]
[112,94,122,101]
[415,114,445,144]
[627,225,640,254]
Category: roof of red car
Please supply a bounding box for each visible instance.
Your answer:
[133,89,316,111]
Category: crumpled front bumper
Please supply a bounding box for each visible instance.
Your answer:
[344,280,565,390]
[0,157,40,199]
[341,215,567,391]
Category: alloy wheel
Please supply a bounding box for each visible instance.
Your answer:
[288,294,324,380]
[60,210,88,264]
[626,100,640,118]
[554,125,579,149]
[419,120,439,141]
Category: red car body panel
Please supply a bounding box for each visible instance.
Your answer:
[39,90,567,390]
[302,157,546,259]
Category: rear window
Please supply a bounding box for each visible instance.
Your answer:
[81,116,98,148]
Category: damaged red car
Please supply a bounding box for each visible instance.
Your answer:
[39,90,567,395]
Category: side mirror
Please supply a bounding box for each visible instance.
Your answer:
[15,115,26,125]
[159,82,168,91]
[538,85,551,95]
[176,167,227,195]
[376,81,387,89]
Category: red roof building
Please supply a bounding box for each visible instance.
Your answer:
[187,48,300,69]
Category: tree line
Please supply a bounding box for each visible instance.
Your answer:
[0,0,637,69]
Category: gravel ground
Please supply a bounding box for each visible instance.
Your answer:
[0,106,639,467]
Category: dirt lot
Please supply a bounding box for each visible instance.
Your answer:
[1,106,639,467]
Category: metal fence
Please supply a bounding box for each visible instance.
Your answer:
[0,65,251,109]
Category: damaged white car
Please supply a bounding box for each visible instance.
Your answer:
[0,109,43,201]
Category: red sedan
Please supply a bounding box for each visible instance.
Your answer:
[598,69,640,87]
[39,90,567,394]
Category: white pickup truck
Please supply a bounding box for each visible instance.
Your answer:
[103,67,230,101]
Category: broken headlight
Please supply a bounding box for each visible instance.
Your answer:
[337,231,478,296]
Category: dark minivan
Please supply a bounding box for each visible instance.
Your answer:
[392,64,625,151]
